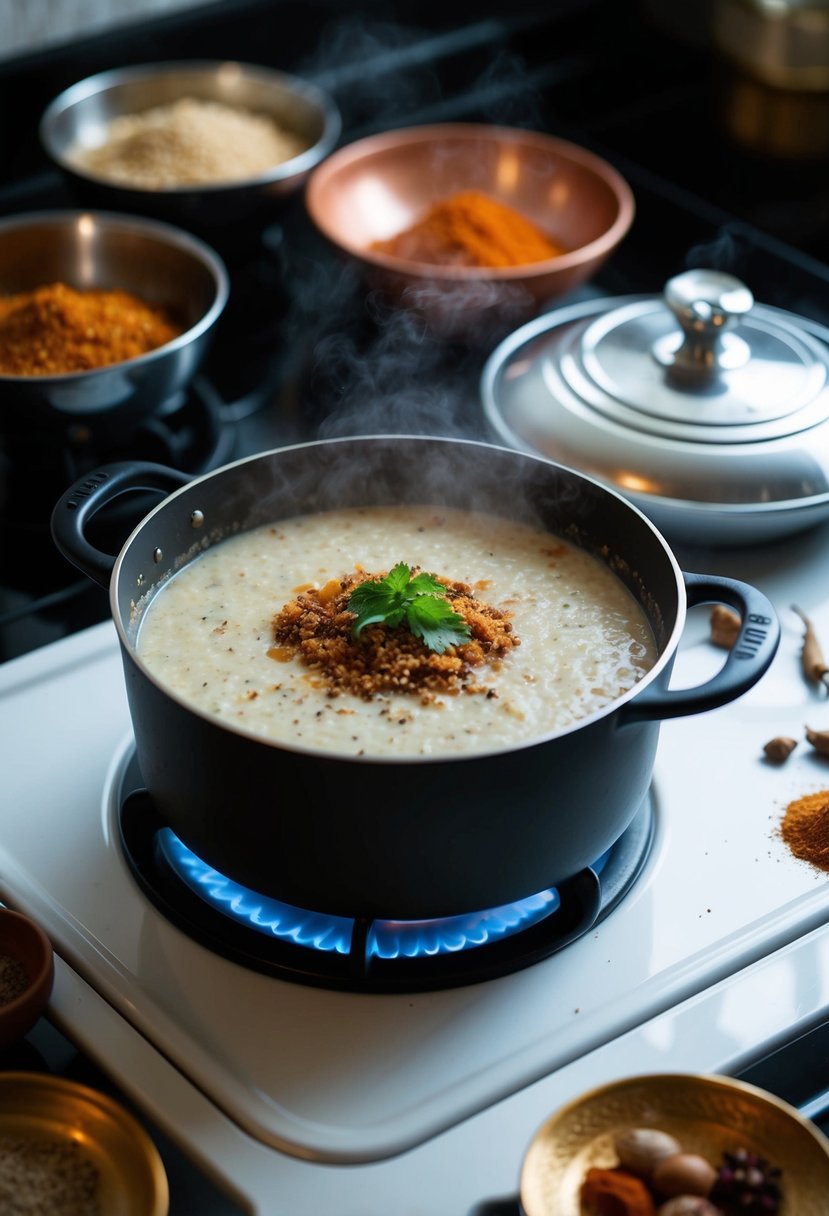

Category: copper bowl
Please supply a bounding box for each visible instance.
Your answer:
[305,122,634,341]
[0,909,54,1049]
[520,1072,829,1216]
[0,1072,169,1214]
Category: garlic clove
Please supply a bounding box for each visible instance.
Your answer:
[613,1127,683,1179]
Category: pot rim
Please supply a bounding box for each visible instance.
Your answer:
[110,433,688,762]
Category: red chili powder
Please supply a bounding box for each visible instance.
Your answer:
[780,790,829,871]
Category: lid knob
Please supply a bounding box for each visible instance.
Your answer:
[653,269,754,386]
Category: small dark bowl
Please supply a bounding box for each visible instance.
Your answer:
[0,910,55,1049]
[0,209,228,429]
[40,60,342,238]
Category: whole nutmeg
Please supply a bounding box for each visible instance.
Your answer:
[658,1198,723,1216]
[652,1152,717,1198]
[614,1127,683,1179]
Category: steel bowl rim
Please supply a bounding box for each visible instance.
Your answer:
[0,207,229,385]
[305,120,636,282]
[39,58,342,196]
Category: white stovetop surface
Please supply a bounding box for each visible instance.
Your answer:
[4,520,829,1212]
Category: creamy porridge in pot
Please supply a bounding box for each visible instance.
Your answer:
[134,504,658,758]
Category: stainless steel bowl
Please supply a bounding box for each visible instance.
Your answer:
[39,60,342,235]
[0,209,228,426]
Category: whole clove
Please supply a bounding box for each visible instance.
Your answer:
[791,604,829,692]
[710,1146,782,1215]
[763,736,797,764]
[710,604,741,649]
[805,725,829,757]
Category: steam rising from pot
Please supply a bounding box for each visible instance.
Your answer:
[266,14,554,442]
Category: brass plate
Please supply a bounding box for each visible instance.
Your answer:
[520,1072,829,1216]
[0,1072,169,1215]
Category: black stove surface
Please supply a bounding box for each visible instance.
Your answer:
[2,0,829,663]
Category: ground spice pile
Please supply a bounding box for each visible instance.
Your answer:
[75,96,308,188]
[0,1135,100,1215]
[271,569,519,701]
[780,789,829,871]
[371,189,565,268]
[0,953,28,1006]
[580,1166,656,1215]
[0,282,182,375]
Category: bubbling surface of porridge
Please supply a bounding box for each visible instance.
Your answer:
[134,504,658,757]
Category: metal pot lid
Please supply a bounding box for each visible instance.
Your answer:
[481,267,829,513]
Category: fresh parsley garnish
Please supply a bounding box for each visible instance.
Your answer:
[347,562,472,654]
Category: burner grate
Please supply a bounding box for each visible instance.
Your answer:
[118,754,654,993]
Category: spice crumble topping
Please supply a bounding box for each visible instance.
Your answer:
[271,568,519,703]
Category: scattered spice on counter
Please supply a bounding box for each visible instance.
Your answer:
[580,1165,656,1215]
[780,788,829,870]
[709,604,741,650]
[0,953,28,1006]
[791,603,829,692]
[271,567,519,702]
[0,1135,100,1215]
[762,736,797,764]
[0,281,182,375]
[370,189,565,269]
[73,96,308,188]
[805,724,829,757]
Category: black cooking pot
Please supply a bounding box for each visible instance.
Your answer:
[51,436,779,922]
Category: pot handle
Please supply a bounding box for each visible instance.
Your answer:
[621,571,779,723]
[50,461,190,589]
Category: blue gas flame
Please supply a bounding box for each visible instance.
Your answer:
[158,829,609,959]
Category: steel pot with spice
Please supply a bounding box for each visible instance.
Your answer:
[0,210,228,430]
[40,60,342,244]
[51,436,779,921]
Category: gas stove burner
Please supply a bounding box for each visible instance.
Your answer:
[160,826,562,954]
[117,753,655,993]
[0,376,236,608]
[62,374,237,475]
[1,375,234,538]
